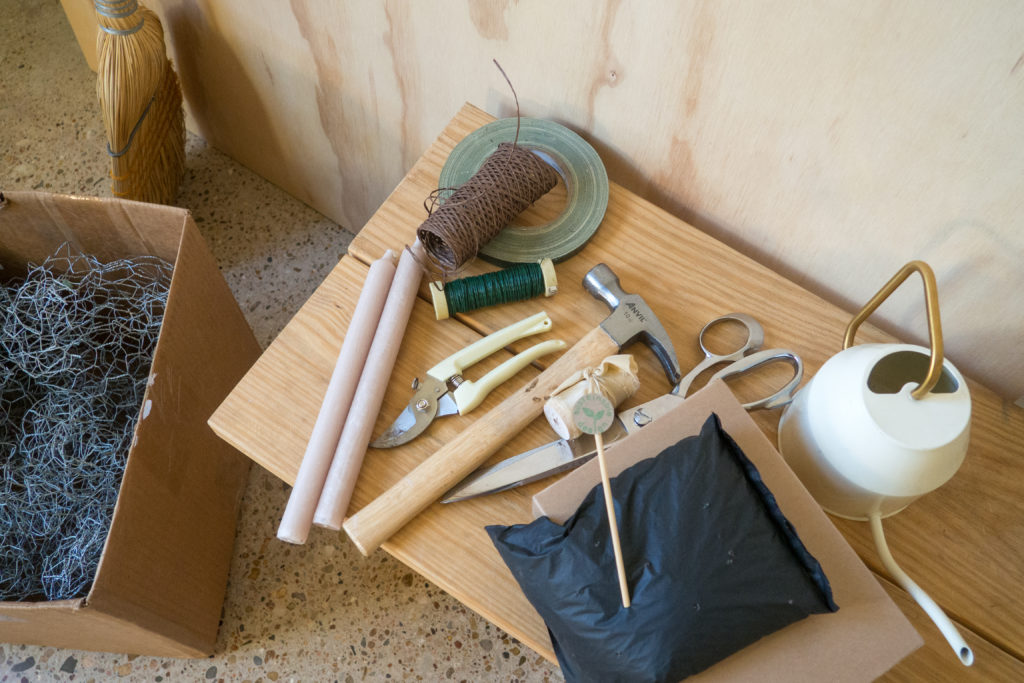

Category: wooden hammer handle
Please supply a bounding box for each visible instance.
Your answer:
[343,325,621,555]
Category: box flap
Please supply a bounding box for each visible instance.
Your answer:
[0,192,181,272]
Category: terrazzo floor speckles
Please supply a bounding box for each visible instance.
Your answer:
[0,1,560,680]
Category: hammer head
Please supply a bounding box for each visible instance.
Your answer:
[583,263,682,387]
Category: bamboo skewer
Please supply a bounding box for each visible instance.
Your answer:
[595,428,631,608]
[573,393,631,608]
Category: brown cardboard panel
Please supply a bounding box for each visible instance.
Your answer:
[0,599,202,658]
[0,191,257,656]
[88,218,256,654]
[533,380,924,682]
[0,193,181,271]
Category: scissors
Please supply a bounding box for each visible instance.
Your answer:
[371,311,566,448]
[441,313,802,502]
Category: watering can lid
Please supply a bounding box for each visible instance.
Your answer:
[846,344,971,450]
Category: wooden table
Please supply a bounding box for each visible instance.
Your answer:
[210,103,1024,680]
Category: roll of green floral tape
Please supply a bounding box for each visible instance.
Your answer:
[438,117,609,266]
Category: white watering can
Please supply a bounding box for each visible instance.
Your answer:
[779,261,974,666]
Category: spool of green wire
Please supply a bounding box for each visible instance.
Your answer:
[429,259,557,320]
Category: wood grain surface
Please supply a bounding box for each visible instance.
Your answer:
[63,0,1024,401]
[343,325,622,555]
[210,104,1024,679]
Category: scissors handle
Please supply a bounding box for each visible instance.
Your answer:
[708,348,804,410]
[673,313,766,396]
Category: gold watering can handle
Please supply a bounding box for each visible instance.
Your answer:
[843,260,944,400]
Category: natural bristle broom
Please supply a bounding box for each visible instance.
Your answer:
[95,0,184,205]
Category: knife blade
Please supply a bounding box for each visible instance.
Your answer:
[441,393,682,502]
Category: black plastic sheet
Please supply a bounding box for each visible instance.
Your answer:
[488,414,838,682]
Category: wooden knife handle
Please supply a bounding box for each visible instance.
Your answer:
[343,325,621,555]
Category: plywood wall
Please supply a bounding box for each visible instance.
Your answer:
[66,1,1024,401]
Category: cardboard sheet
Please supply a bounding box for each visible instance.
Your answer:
[532,380,922,682]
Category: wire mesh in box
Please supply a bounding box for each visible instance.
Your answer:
[1,245,172,601]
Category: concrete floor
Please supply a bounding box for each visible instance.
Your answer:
[0,1,559,680]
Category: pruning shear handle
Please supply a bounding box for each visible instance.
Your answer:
[371,311,564,448]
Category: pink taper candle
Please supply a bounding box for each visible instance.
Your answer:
[313,241,424,530]
[276,250,397,544]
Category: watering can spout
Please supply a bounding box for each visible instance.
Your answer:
[869,512,974,666]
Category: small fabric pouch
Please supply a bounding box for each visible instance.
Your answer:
[488,414,838,683]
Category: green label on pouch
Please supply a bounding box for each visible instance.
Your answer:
[572,394,615,435]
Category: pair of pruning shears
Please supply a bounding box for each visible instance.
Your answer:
[370,311,566,448]
[441,313,803,502]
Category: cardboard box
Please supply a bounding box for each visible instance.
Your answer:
[0,191,259,657]
[533,380,923,682]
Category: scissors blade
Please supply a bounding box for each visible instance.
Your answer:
[441,418,630,503]
[370,377,454,448]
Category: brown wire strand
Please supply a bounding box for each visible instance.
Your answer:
[415,61,558,277]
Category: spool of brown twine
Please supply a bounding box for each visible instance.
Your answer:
[416,141,559,275]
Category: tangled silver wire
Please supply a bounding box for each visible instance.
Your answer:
[1,245,172,601]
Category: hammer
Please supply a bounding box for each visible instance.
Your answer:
[343,263,682,554]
